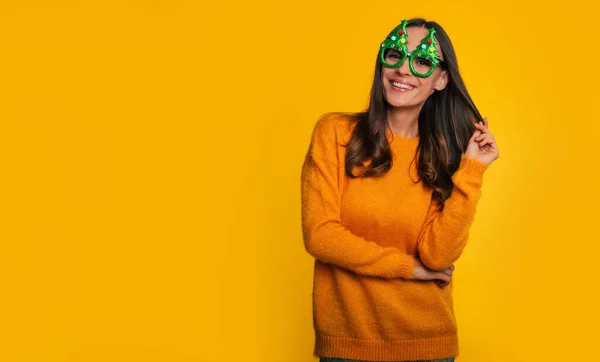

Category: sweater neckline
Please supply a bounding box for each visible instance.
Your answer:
[386,128,420,147]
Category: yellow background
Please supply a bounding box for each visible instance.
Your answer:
[1,0,599,361]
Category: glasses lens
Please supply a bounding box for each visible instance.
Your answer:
[411,56,434,76]
[384,48,405,66]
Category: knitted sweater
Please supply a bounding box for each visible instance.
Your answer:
[300,113,488,361]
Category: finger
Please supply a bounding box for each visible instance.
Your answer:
[477,133,495,139]
[476,133,495,143]
[475,119,489,130]
[469,129,482,142]
[436,272,451,283]
[474,122,489,134]
[475,134,488,142]
[476,133,496,144]
[443,267,454,276]
[478,137,497,149]
[483,117,489,128]
[436,279,450,288]
[478,139,492,148]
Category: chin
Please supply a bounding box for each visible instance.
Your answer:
[384,88,426,108]
[385,96,421,108]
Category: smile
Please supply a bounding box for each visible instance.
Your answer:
[391,81,416,91]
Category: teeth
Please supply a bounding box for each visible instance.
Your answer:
[392,81,414,89]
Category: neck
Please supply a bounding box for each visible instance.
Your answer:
[386,104,423,138]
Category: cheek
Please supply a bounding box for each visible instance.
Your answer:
[412,78,430,92]
[418,77,438,92]
[412,78,438,99]
[381,67,393,79]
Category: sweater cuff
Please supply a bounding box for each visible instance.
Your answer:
[452,156,488,187]
[397,255,415,280]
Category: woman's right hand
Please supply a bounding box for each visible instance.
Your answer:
[412,258,454,287]
[465,117,499,166]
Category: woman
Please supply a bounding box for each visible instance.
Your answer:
[301,18,499,362]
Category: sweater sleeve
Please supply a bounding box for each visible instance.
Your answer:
[416,155,488,271]
[300,115,415,279]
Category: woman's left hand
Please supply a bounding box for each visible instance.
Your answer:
[464,117,499,166]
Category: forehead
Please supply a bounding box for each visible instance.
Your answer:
[405,26,442,54]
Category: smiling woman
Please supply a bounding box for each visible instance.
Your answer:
[301,18,499,362]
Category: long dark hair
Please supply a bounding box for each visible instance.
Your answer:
[345,18,482,208]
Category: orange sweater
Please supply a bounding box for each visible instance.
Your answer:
[301,113,488,361]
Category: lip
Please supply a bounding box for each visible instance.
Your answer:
[390,80,416,92]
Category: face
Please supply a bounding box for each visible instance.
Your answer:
[381,26,448,109]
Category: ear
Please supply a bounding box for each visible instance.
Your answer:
[434,70,448,91]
